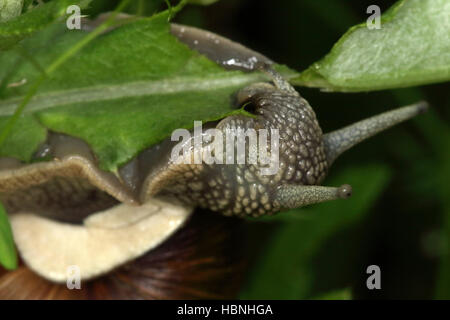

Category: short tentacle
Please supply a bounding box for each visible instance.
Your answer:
[275,184,352,209]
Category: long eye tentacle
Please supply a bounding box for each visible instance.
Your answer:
[323,101,429,166]
[255,63,299,95]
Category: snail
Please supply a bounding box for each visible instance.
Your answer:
[142,62,427,218]
[0,19,428,299]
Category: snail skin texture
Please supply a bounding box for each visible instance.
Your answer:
[0,19,429,295]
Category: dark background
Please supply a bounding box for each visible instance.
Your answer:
[87,0,450,299]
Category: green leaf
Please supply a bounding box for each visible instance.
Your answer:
[239,164,391,299]
[0,202,17,270]
[0,0,23,23]
[0,0,91,51]
[292,0,450,92]
[0,13,295,172]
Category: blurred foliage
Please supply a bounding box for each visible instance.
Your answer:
[314,288,352,300]
[0,0,91,50]
[0,0,448,300]
[188,0,219,5]
[0,203,16,270]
